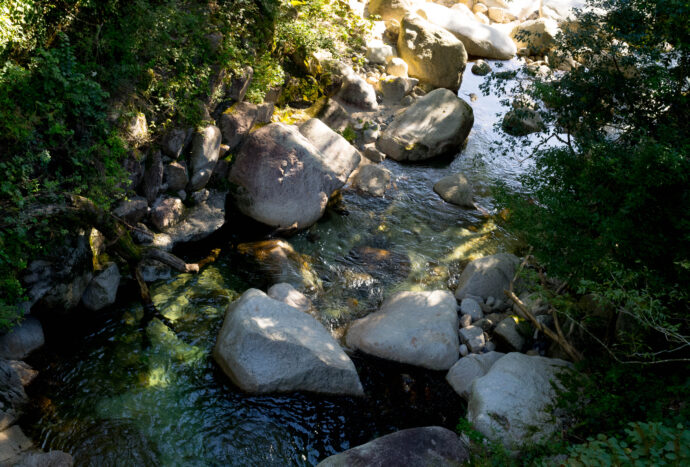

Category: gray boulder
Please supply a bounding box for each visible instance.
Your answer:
[299,119,362,182]
[188,125,221,192]
[378,76,418,104]
[161,127,192,159]
[0,359,29,431]
[229,123,359,230]
[377,88,473,161]
[433,173,474,207]
[150,196,184,231]
[338,72,378,111]
[468,353,571,447]
[112,196,148,224]
[460,298,483,321]
[219,102,274,151]
[317,426,468,466]
[494,316,526,351]
[163,161,188,193]
[352,165,391,197]
[81,263,121,311]
[446,351,505,399]
[267,283,313,314]
[397,14,467,91]
[213,289,363,395]
[455,253,519,301]
[161,190,226,245]
[142,150,164,204]
[346,290,459,370]
[0,317,44,360]
[459,325,485,353]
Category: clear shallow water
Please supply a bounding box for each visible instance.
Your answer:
[25,60,536,466]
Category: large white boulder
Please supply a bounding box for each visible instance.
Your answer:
[317,426,469,466]
[467,353,571,447]
[455,253,519,301]
[345,290,459,370]
[446,351,505,399]
[213,289,363,395]
[377,88,473,162]
[228,122,360,230]
[397,14,467,91]
[418,3,517,59]
[511,18,560,55]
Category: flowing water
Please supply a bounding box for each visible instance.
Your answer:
[24,59,544,466]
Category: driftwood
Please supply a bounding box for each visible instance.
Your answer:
[504,252,584,362]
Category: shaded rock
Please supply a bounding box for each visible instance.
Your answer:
[338,72,378,111]
[219,102,273,151]
[471,59,492,76]
[468,353,571,447]
[138,259,172,282]
[150,196,184,231]
[502,108,544,136]
[377,88,473,161]
[316,99,351,133]
[188,125,222,192]
[112,196,148,224]
[227,66,254,103]
[132,222,154,245]
[346,290,459,370]
[0,317,45,360]
[6,361,38,387]
[317,426,469,466]
[352,165,391,197]
[419,3,517,59]
[81,263,120,311]
[267,283,313,314]
[460,314,472,328]
[433,173,474,207]
[378,76,418,104]
[163,161,188,193]
[161,127,192,159]
[460,298,483,322]
[362,144,386,163]
[142,150,164,204]
[0,360,29,431]
[494,316,526,351]
[0,425,33,463]
[455,253,519,301]
[160,190,226,245]
[229,123,358,230]
[214,289,363,395]
[397,14,467,91]
[237,239,321,291]
[446,351,505,399]
[459,325,485,353]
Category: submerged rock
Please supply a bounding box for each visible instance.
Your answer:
[237,239,321,291]
[467,353,571,447]
[377,88,473,161]
[229,123,359,230]
[351,164,391,197]
[0,317,44,360]
[81,263,121,311]
[214,289,363,395]
[433,173,474,207]
[317,426,469,466]
[397,14,467,91]
[346,290,459,370]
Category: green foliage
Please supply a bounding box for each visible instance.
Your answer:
[488,0,690,363]
[566,422,690,466]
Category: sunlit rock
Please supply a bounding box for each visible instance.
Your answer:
[346,290,459,370]
[214,289,364,395]
[455,253,519,301]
